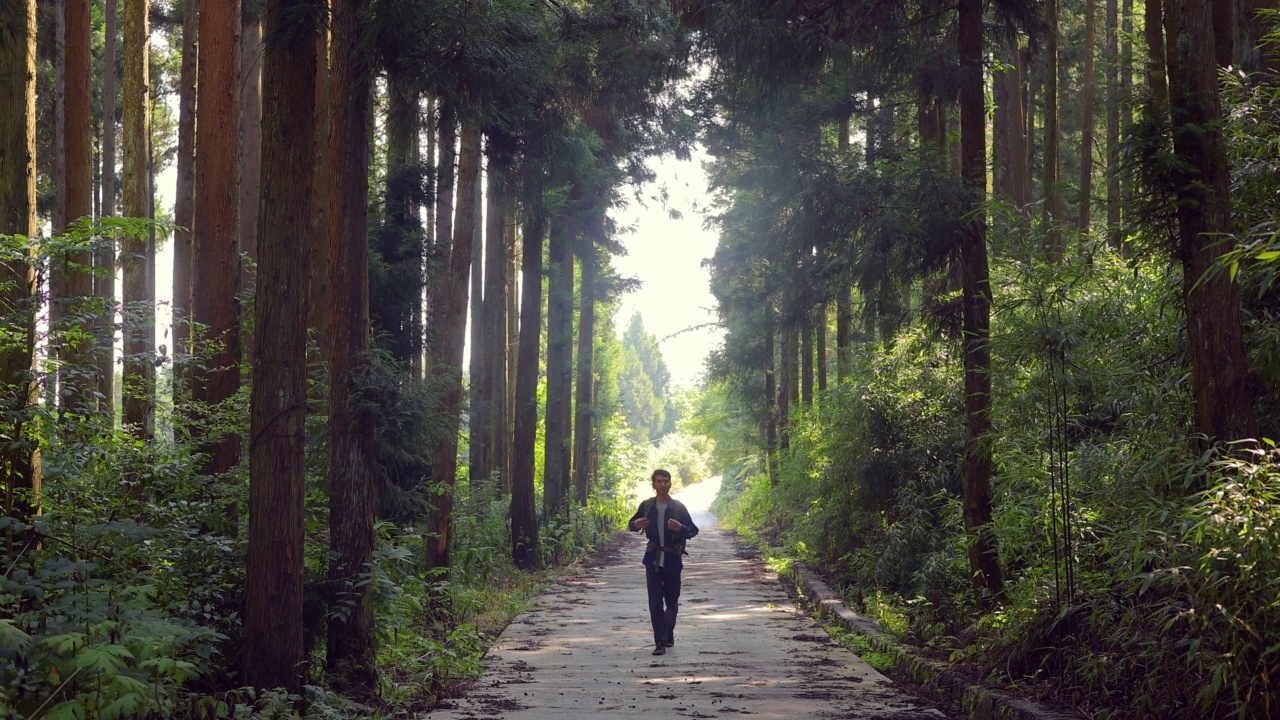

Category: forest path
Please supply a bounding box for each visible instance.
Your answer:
[427,479,944,720]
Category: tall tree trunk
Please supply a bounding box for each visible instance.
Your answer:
[418,96,435,379]
[511,207,546,569]
[463,130,483,492]
[763,327,777,485]
[122,0,154,437]
[1146,0,1168,106]
[306,5,331,354]
[172,0,196,383]
[959,0,1004,607]
[1165,0,1258,446]
[573,225,597,505]
[324,0,376,690]
[483,154,511,499]
[378,64,419,367]
[243,0,317,693]
[467,145,493,493]
[101,0,117,218]
[815,301,827,395]
[1119,0,1133,238]
[800,319,813,406]
[192,0,241,475]
[1235,0,1278,74]
[47,0,64,415]
[1007,43,1029,208]
[835,117,852,384]
[97,0,117,417]
[778,322,794,452]
[1106,0,1121,235]
[54,0,65,235]
[60,0,94,411]
[0,0,41,547]
[238,7,262,366]
[993,57,1010,200]
[1025,45,1036,199]
[1214,0,1236,68]
[424,118,479,573]
[1078,0,1098,230]
[504,199,517,493]
[1045,0,1063,259]
[543,209,574,521]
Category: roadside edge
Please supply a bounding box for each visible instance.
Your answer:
[781,563,1085,720]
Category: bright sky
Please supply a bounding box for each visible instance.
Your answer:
[610,148,723,390]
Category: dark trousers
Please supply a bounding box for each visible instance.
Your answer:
[646,564,681,645]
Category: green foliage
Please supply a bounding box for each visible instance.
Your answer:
[618,313,676,443]
[706,224,1280,716]
[0,446,231,720]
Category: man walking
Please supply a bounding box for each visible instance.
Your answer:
[629,469,699,656]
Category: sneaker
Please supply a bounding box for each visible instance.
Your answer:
[652,645,666,656]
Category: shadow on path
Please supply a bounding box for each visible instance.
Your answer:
[428,478,943,719]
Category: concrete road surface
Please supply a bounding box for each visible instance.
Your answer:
[428,477,944,719]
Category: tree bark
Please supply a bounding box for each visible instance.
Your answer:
[1106,0,1121,234]
[815,301,827,395]
[96,0,117,417]
[480,146,512,499]
[993,54,1010,201]
[377,64,420,367]
[424,117,478,573]
[467,152,484,479]
[573,226,596,505]
[238,7,262,366]
[1214,0,1236,68]
[418,95,435,379]
[0,0,41,546]
[122,0,154,437]
[47,0,63,416]
[1118,0,1132,245]
[306,3,331,354]
[1165,0,1258,446]
[324,0,377,690]
[764,327,777,485]
[1078,0,1098,231]
[192,0,241,476]
[172,0,196,382]
[1045,0,1063,259]
[243,0,317,693]
[463,131,483,490]
[54,0,65,235]
[959,0,1004,607]
[1008,46,1029,208]
[800,319,813,406]
[1235,0,1278,74]
[835,117,851,384]
[778,322,794,452]
[1146,0,1168,106]
[434,102,456,370]
[543,209,574,521]
[511,208,546,569]
[1025,45,1036,198]
[504,197,518,493]
[60,0,95,411]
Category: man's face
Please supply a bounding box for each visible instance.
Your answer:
[652,474,672,495]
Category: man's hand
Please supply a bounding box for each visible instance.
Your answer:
[633,517,650,530]
[666,518,682,532]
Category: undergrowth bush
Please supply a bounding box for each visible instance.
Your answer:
[711,224,1280,718]
[0,223,638,719]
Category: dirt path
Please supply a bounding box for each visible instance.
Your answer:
[429,481,944,719]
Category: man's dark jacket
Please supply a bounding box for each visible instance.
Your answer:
[628,497,699,572]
